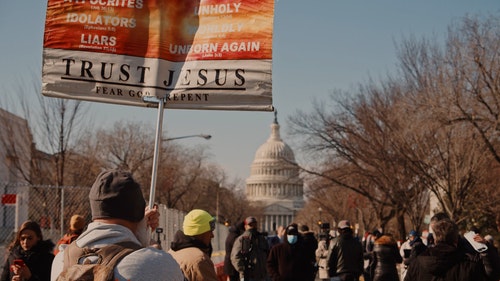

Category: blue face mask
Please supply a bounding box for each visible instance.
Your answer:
[287,235,298,244]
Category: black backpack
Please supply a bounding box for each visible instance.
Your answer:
[56,241,142,281]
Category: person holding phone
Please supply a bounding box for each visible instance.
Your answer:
[1,220,55,281]
[404,218,499,281]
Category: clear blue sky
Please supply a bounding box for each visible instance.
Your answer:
[1,1,498,183]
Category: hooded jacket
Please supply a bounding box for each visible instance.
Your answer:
[51,222,185,281]
[404,242,489,281]
[168,230,218,281]
[1,239,54,281]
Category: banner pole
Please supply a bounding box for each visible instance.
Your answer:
[143,96,166,209]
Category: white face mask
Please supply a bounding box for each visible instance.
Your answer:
[135,217,151,247]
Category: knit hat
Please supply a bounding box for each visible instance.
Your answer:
[89,170,146,222]
[70,215,85,231]
[183,209,215,236]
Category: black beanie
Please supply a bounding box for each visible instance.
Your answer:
[89,170,146,222]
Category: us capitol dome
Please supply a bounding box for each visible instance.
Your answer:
[245,111,305,233]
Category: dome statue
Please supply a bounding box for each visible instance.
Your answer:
[245,110,305,233]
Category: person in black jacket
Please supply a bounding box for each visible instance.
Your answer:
[299,225,318,281]
[1,220,54,281]
[327,220,364,281]
[370,234,402,281]
[267,224,316,281]
[224,221,245,281]
[404,218,499,281]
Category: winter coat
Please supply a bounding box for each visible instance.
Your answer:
[231,228,269,280]
[1,239,55,281]
[51,221,185,281]
[404,242,490,281]
[169,230,218,281]
[223,222,244,277]
[315,239,333,279]
[405,237,427,266]
[371,235,402,281]
[327,231,364,279]
[267,235,317,281]
[53,233,79,255]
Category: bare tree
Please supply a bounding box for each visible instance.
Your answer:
[288,81,432,238]
[34,97,89,186]
[398,14,500,164]
[395,14,498,225]
[90,121,155,174]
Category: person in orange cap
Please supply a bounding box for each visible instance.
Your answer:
[53,214,86,255]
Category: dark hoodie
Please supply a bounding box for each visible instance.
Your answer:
[404,242,489,281]
[1,239,55,281]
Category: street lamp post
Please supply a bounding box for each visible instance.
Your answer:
[152,133,211,248]
[163,134,211,142]
[318,207,323,234]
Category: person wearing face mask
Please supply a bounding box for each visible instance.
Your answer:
[1,220,54,281]
[50,169,185,281]
[266,223,317,281]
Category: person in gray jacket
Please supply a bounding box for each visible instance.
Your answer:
[51,169,185,281]
[231,216,269,281]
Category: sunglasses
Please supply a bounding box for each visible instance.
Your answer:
[210,219,216,232]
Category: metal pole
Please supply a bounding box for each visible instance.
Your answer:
[216,184,220,250]
[163,134,211,141]
[60,187,64,237]
[149,99,164,209]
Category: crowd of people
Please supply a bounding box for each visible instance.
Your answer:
[1,168,499,281]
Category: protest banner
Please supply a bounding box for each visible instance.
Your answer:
[42,0,274,111]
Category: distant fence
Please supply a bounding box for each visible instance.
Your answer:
[0,182,228,265]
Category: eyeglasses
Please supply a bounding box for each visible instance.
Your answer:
[210,220,216,232]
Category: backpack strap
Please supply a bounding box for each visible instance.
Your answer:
[59,241,142,281]
[93,241,142,281]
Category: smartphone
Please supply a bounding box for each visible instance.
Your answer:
[464,231,488,252]
[13,259,25,267]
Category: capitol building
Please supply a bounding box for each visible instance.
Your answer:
[245,112,305,233]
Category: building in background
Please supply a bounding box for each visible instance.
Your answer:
[245,112,305,234]
[0,108,32,235]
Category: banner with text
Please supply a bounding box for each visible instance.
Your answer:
[42,0,274,111]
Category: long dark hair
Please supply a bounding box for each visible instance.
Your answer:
[8,220,43,251]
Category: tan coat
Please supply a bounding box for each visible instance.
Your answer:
[168,246,218,281]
